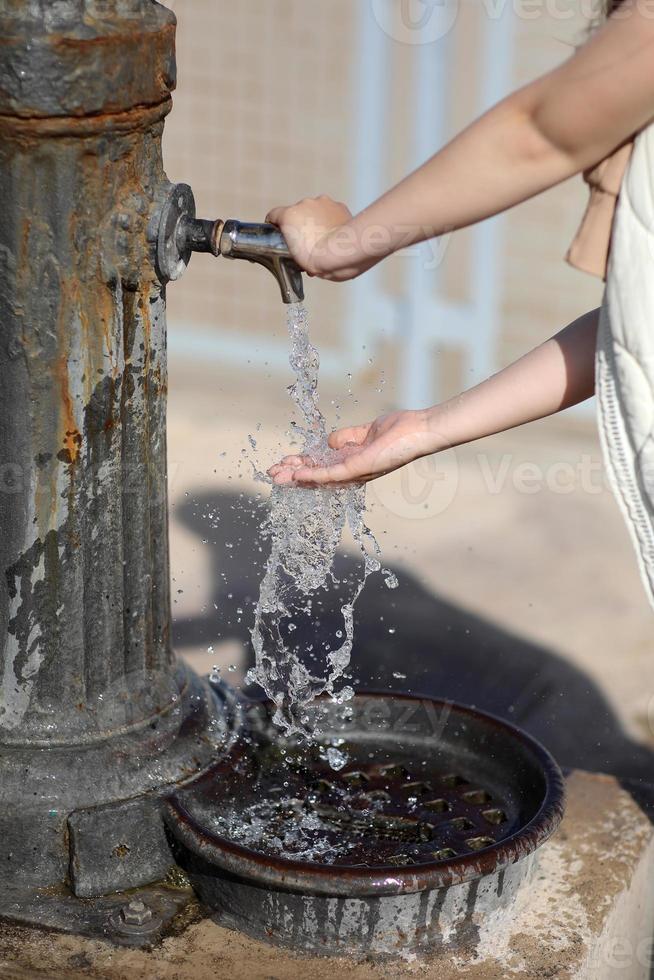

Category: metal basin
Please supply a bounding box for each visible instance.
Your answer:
[163,693,565,958]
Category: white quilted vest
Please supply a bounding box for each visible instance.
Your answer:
[597,121,654,609]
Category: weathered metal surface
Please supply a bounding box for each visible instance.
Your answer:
[0,675,240,894]
[0,1,176,119]
[68,782,182,898]
[0,58,174,745]
[0,879,196,949]
[174,850,539,958]
[0,0,236,905]
[164,694,565,957]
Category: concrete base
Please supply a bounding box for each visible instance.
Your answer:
[1,771,653,980]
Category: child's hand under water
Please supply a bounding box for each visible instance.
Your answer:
[268,305,602,489]
[268,409,438,488]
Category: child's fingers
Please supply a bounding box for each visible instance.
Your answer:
[267,454,311,477]
[279,454,310,466]
[291,462,358,486]
[270,466,298,485]
[328,424,370,450]
[265,207,285,226]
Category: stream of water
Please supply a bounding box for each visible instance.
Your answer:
[246,304,397,742]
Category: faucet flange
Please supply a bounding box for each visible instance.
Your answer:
[155,182,196,282]
[154,183,304,304]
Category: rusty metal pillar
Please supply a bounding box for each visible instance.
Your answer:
[0,0,235,925]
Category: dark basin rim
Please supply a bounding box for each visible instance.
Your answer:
[163,692,566,897]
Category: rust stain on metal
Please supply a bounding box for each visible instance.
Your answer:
[0,99,172,140]
[56,355,81,466]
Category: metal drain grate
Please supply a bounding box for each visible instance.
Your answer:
[168,741,517,869]
[296,761,512,866]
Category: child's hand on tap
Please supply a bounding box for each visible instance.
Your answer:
[266,196,376,282]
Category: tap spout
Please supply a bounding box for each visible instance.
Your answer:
[217,220,304,305]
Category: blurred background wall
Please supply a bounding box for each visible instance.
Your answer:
[160,1,653,776]
[163,0,602,399]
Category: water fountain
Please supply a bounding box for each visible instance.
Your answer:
[0,0,564,957]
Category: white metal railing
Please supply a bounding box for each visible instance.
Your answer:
[346,0,516,407]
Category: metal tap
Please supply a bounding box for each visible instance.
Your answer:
[218,219,304,305]
[155,184,304,304]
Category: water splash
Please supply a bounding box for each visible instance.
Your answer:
[247,304,397,740]
[210,797,358,865]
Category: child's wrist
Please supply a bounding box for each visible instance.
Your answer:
[311,224,363,276]
[314,219,394,277]
[422,404,456,454]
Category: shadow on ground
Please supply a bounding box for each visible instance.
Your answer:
[172,488,654,787]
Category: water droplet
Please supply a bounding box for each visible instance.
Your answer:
[325,746,348,771]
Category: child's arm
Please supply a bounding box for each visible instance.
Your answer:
[266,1,654,281]
[269,308,599,487]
